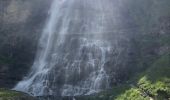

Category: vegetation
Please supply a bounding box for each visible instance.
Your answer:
[0,88,36,100]
[116,88,149,100]
[115,51,170,100]
[0,0,170,100]
[0,88,21,97]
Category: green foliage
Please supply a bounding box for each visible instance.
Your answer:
[138,76,170,98]
[137,54,170,99]
[115,88,149,100]
[113,53,170,100]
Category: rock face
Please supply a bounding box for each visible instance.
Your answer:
[0,0,170,99]
[13,0,170,97]
[13,0,139,96]
[0,0,51,88]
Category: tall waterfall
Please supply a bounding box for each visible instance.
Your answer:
[14,0,127,96]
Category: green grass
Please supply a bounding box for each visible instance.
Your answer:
[0,88,35,100]
[0,88,22,97]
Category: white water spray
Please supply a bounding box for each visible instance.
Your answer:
[14,0,125,96]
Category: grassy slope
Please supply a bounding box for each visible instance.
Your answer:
[116,53,170,100]
[115,33,170,100]
[0,88,36,100]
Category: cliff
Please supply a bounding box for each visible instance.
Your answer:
[0,0,170,99]
[0,0,51,88]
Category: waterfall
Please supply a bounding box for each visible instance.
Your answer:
[14,0,126,96]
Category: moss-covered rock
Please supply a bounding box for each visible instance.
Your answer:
[0,88,36,100]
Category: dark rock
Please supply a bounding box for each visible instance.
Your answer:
[0,0,51,88]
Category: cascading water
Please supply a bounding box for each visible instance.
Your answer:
[14,0,127,97]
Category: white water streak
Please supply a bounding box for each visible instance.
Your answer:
[14,0,124,96]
